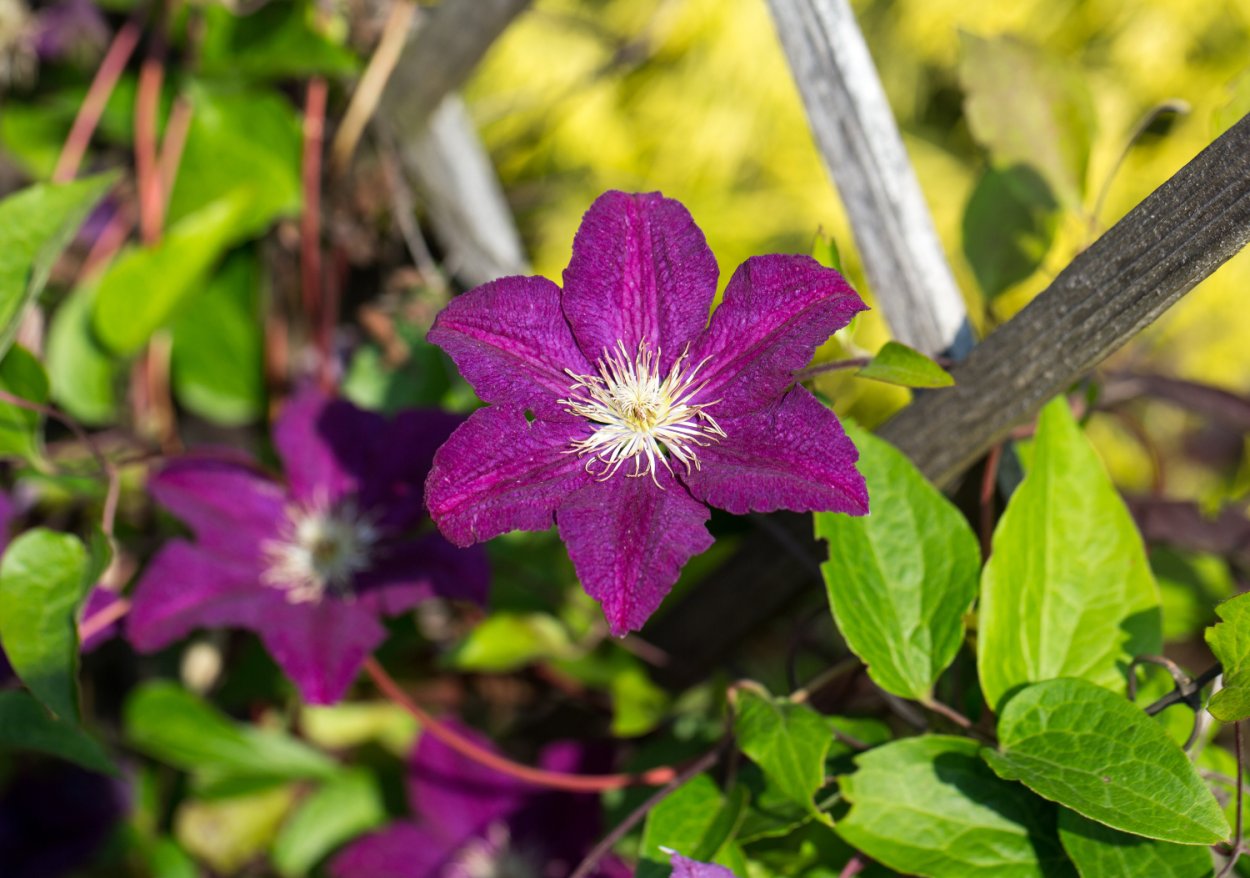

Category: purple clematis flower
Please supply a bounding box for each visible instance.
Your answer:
[662,851,738,878]
[331,722,630,878]
[126,388,489,704]
[425,191,869,634]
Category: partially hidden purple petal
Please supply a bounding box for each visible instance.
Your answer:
[274,387,386,504]
[357,408,464,532]
[256,598,385,705]
[329,822,451,878]
[688,255,867,413]
[428,275,591,414]
[680,387,867,516]
[126,540,271,652]
[426,407,591,547]
[668,851,739,878]
[356,532,490,615]
[556,468,712,635]
[150,458,285,564]
[562,191,719,371]
[408,721,528,842]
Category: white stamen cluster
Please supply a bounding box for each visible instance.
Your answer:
[560,340,724,486]
[261,495,379,603]
[447,823,539,878]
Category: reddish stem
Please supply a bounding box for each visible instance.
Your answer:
[979,442,1003,561]
[362,656,683,793]
[134,56,165,245]
[838,854,867,878]
[53,21,142,183]
[301,78,329,378]
[79,597,130,642]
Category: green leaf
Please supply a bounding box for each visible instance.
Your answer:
[983,678,1229,845]
[93,190,256,354]
[170,251,265,425]
[174,784,297,875]
[962,165,1059,300]
[299,701,418,757]
[639,774,742,878]
[0,690,115,773]
[837,735,1073,878]
[0,174,115,359]
[0,528,93,721]
[271,769,386,877]
[1205,592,1250,722]
[164,82,302,233]
[1153,549,1234,643]
[0,344,50,461]
[125,681,339,783]
[1058,809,1214,877]
[811,229,843,272]
[46,279,121,425]
[856,341,955,388]
[610,663,670,738]
[200,2,360,80]
[959,32,1096,210]
[342,341,454,413]
[977,398,1162,712]
[448,612,579,672]
[815,425,978,700]
[733,686,833,813]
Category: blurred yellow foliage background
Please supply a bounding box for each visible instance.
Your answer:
[465,0,1250,501]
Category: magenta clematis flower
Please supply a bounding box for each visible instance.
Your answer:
[126,389,489,704]
[330,723,630,878]
[425,191,869,634]
[663,850,739,878]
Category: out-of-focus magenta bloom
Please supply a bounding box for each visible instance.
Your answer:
[664,851,738,877]
[125,388,489,704]
[330,723,629,878]
[426,190,868,634]
[30,0,109,63]
[0,759,129,878]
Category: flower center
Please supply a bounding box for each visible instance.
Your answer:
[560,340,724,485]
[261,496,379,604]
[446,824,540,878]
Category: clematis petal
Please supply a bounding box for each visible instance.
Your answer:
[428,275,591,414]
[556,468,713,635]
[357,408,464,532]
[562,190,719,371]
[257,597,386,705]
[356,532,490,615]
[688,254,867,413]
[150,458,285,563]
[329,822,451,878]
[126,540,274,652]
[679,387,867,516]
[408,720,528,841]
[426,407,591,547]
[273,387,386,504]
[668,851,740,878]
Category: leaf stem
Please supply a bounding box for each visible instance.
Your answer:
[300,77,332,390]
[1218,720,1244,877]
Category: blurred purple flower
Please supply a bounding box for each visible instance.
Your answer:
[331,723,629,878]
[664,850,738,878]
[126,388,489,704]
[426,190,868,634]
[30,0,108,64]
[0,759,129,878]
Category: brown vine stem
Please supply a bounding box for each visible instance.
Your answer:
[1218,720,1245,878]
[979,442,1003,561]
[362,656,695,793]
[53,20,143,183]
[0,389,119,538]
[301,77,331,389]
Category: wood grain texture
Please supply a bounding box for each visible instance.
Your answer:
[879,113,1250,486]
[766,0,968,355]
[378,0,533,286]
[649,113,1250,688]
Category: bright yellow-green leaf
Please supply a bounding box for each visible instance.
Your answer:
[857,341,955,388]
[1205,592,1250,723]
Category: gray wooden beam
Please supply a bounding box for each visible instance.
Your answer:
[766,0,969,356]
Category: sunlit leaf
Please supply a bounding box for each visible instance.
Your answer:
[1205,592,1250,722]
[0,344,50,462]
[733,686,833,815]
[174,784,296,875]
[46,279,120,425]
[271,769,386,878]
[816,425,977,700]
[1058,809,1214,877]
[983,679,1229,845]
[977,398,1162,712]
[856,341,955,388]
